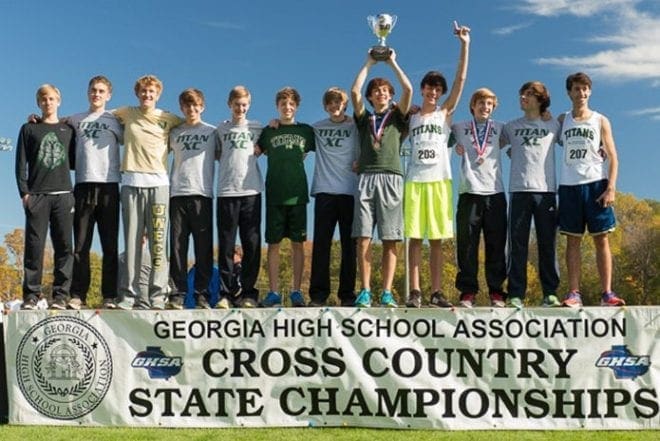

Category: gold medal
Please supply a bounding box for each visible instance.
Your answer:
[476,157,484,165]
[373,140,381,149]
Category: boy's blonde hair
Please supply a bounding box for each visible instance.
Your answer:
[469,88,498,115]
[275,87,301,106]
[134,74,163,96]
[228,85,251,105]
[322,87,348,107]
[179,88,205,106]
[88,75,113,93]
[35,84,61,103]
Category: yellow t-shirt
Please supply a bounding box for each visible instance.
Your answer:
[113,106,182,173]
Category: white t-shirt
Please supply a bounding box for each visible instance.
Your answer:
[451,119,505,195]
[311,117,358,196]
[68,110,123,184]
[169,121,217,198]
[216,120,264,197]
[503,117,559,192]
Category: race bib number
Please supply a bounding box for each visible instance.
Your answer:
[564,138,589,166]
[413,141,440,165]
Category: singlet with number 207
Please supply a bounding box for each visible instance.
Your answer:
[559,111,608,185]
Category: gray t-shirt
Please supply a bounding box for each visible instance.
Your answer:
[451,119,505,195]
[169,121,217,198]
[311,117,358,196]
[68,111,123,184]
[503,117,559,192]
[216,120,263,197]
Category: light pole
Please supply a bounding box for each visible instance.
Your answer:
[400,138,411,303]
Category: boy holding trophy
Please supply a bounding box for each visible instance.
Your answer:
[351,15,412,308]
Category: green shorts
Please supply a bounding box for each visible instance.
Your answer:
[404,180,454,240]
[266,204,307,243]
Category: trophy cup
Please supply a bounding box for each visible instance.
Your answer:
[367,13,397,61]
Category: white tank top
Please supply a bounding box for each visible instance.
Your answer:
[406,109,451,182]
[559,111,608,185]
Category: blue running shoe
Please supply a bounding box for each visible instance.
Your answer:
[289,290,305,307]
[380,290,397,308]
[260,291,282,307]
[354,289,372,308]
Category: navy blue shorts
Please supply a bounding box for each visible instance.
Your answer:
[558,179,616,235]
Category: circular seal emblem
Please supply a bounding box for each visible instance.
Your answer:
[16,315,113,420]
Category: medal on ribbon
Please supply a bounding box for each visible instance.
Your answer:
[370,110,392,150]
[470,119,492,165]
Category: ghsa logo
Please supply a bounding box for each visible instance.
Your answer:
[131,346,183,379]
[595,345,650,380]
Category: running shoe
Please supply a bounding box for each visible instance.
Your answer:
[354,289,372,308]
[562,291,583,308]
[406,289,422,308]
[601,291,625,306]
[260,291,282,307]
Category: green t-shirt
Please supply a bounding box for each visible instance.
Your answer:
[258,123,315,205]
[354,107,407,175]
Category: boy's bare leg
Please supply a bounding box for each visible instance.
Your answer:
[381,240,398,291]
[429,239,443,293]
[593,233,613,293]
[267,243,280,292]
[408,238,422,291]
[292,241,304,291]
[356,237,372,291]
[566,235,582,292]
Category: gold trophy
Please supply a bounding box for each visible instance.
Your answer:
[367,13,397,61]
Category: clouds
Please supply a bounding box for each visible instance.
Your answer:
[512,0,660,84]
[515,0,640,17]
[492,22,533,36]
[629,107,660,121]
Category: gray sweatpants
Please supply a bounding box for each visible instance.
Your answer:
[118,185,169,308]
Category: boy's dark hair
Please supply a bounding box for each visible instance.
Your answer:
[276,87,301,106]
[519,81,551,113]
[179,88,205,106]
[420,71,447,95]
[365,78,395,107]
[566,72,592,91]
[88,75,113,93]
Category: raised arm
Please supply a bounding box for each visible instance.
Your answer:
[385,50,413,114]
[442,21,471,114]
[351,54,377,118]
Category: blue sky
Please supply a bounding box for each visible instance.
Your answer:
[1,0,659,245]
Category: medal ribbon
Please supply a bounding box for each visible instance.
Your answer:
[470,119,492,158]
[370,110,393,146]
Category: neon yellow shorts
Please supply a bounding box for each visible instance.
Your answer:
[404,180,454,239]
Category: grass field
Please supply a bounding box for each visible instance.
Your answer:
[0,427,656,441]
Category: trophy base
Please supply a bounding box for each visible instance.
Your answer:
[370,45,392,61]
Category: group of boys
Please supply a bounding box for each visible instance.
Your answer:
[16,77,258,310]
[15,21,623,311]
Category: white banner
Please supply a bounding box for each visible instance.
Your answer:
[3,307,659,429]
